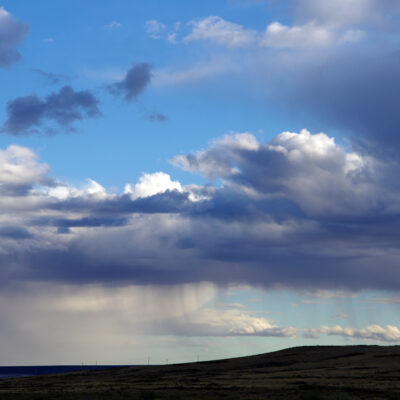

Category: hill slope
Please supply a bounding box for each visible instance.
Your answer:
[0,345,399,399]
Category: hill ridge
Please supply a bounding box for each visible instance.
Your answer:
[1,345,399,399]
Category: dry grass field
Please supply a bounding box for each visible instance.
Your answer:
[0,345,399,399]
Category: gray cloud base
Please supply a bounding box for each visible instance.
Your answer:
[0,130,399,292]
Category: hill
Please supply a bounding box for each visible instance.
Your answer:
[0,345,399,399]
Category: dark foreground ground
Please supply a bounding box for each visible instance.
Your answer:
[0,345,399,400]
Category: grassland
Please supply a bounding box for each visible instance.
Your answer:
[0,345,399,399]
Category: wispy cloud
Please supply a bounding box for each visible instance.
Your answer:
[153,60,228,86]
[366,297,400,305]
[145,20,166,39]
[105,21,121,30]
[185,16,256,48]
[144,111,167,123]
[32,68,70,85]
[301,290,358,299]
[333,312,350,320]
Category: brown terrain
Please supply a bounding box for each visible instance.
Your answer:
[0,345,399,399]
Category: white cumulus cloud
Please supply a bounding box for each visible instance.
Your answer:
[318,324,400,343]
[185,16,256,48]
[125,171,182,199]
[0,144,49,186]
[261,22,334,48]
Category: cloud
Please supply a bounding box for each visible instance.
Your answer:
[301,290,358,299]
[172,129,377,217]
[272,49,400,150]
[2,86,101,135]
[0,279,396,365]
[167,22,181,44]
[366,297,400,304]
[0,282,299,364]
[153,61,228,86]
[261,21,364,48]
[145,20,166,39]
[259,0,376,49]
[216,1,395,152]
[124,172,182,199]
[137,104,168,123]
[105,21,121,30]
[145,20,181,43]
[294,0,400,28]
[1,131,400,291]
[31,216,128,232]
[159,307,298,338]
[174,1,399,53]
[0,144,50,195]
[145,112,167,123]
[317,324,400,343]
[185,16,256,48]
[183,13,367,50]
[48,283,296,338]
[44,178,108,201]
[108,63,152,101]
[261,22,335,48]
[107,64,166,119]
[333,312,349,320]
[0,7,29,67]
[0,226,33,239]
[32,68,70,85]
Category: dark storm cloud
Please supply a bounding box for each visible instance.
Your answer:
[46,190,190,215]
[2,86,101,135]
[3,220,400,292]
[0,226,32,239]
[293,0,400,25]
[31,216,129,229]
[280,49,400,150]
[252,0,400,152]
[1,131,400,292]
[109,63,152,101]
[0,7,29,67]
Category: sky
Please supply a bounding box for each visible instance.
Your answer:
[0,0,400,366]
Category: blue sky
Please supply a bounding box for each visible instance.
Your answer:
[0,0,313,188]
[0,0,400,365]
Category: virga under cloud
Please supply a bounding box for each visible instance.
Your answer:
[0,1,400,363]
